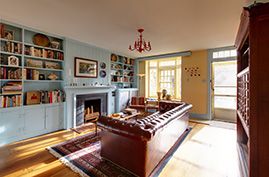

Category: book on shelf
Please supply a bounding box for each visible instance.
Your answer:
[42,49,47,58]
[2,91,22,94]
[0,94,22,108]
[0,24,4,38]
[22,69,26,80]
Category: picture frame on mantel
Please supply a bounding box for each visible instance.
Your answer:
[74,57,98,78]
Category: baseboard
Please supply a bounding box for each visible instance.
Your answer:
[190,113,210,120]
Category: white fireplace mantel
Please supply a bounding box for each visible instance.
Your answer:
[64,86,116,129]
[64,85,116,90]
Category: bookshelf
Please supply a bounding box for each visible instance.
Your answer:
[235,3,269,177]
[110,53,135,88]
[0,21,65,109]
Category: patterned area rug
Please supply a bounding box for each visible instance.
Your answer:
[47,129,191,177]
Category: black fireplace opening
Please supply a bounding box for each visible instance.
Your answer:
[85,99,101,114]
[76,93,107,127]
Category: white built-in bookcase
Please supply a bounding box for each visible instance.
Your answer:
[0,20,65,109]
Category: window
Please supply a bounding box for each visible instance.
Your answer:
[213,49,237,59]
[146,57,181,99]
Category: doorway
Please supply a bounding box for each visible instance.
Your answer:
[211,61,237,123]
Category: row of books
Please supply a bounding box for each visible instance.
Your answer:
[1,42,23,54]
[0,68,21,79]
[0,90,65,108]
[25,46,64,60]
[0,95,22,108]
[25,90,65,105]
[40,90,65,104]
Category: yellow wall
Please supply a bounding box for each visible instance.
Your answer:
[181,50,208,114]
[138,61,146,96]
[138,50,209,115]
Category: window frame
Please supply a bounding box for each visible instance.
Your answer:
[146,57,181,99]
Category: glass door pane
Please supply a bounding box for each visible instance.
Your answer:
[212,60,237,122]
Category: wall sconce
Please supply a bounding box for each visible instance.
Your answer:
[137,74,145,80]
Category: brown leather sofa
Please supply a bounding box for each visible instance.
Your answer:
[98,101,192,177]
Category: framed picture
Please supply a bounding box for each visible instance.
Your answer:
[8,56,19,66]
[75,57,98,78]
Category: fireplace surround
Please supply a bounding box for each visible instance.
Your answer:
[64,86,115,129]
[76,93,107,126]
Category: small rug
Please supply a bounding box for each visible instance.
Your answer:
[47,129,191,177]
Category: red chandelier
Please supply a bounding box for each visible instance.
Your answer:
[129,28,151,53]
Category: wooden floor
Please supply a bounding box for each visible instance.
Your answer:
[0,122,240,177]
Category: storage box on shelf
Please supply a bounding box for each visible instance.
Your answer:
[110,53,135,88]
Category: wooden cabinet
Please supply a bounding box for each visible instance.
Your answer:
[235,3,269,177]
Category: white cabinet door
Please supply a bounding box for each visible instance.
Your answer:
[0,109,23,142]
[46,105,64,131]
[24,107,46,133]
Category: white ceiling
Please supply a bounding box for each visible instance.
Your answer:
[0,0,245,58]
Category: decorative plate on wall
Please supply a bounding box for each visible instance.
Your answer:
[100,62,106,69]
[33,33,50,47]
[100,70,106,78]
[111,54,118,62]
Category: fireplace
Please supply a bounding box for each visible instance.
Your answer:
[76,93,108,126]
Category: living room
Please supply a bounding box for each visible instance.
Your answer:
[1,1,269,177]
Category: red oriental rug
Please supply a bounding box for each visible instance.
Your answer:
[47,129,191,177]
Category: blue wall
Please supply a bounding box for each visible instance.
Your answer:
[64,38,111,85]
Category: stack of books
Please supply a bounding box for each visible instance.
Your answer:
[2,82,22,95]
[0,82,22,108]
